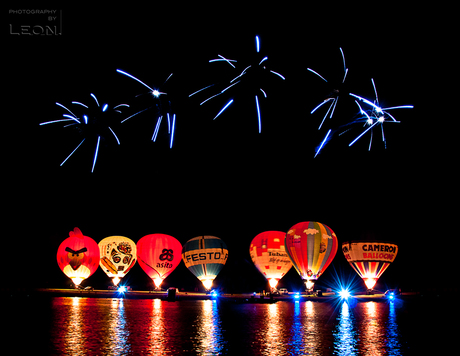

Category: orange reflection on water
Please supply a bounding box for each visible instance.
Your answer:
[146,298,166,354]
[51,298,188,356]
[53,297,112,355]
[259,303,284,355]
[361,301,385,355]
[363,301,402,355]
[293,300,328,353]
[65,297,85,355]
[303,301,318,351]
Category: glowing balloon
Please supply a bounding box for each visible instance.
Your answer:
[182,235,228,290]
[99,236,137,286]
[285,221,338,290]
[249,231,292,290]
[342,241,398,290]
[136,234,182,289]
[56,227,100,286]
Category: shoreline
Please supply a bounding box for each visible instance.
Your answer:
[2,288,421,302]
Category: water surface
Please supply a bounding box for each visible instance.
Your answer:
[5,296,456,355]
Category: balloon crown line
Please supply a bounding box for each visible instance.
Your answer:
[41,35,414,172]
[56,224,397,291]
[60,223,339,247]
[56,223,343,288]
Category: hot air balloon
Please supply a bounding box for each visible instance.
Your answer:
[285,221,338,291]
[56,227,100,286]
[249,231,292,291]
[137,234,182,289]
[99,236,137,286]
[182,235,228,290]
[342,241,398,290]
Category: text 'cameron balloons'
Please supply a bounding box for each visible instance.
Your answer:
[56,227,100,286]
[249,231,292,290]
[182,236,228,290]
[285,221,338,290]
[99,236,137,286]
[342,241,398,290]
[137,234,182,289]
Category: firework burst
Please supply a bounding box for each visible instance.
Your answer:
[190,35,285,133]
[40,93,129,172]
[116,69,176,148]
[308,47,349,130]
[314,78,413,157]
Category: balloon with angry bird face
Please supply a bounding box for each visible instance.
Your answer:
[56,227,100,286]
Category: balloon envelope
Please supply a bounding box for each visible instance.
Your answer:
[99,236,137,285]
[56,227,100,286]
[285,221,338,282]
[137,234,182,288]
[342,241,398,289]
[182,235,228,290]
[249,231,292,288]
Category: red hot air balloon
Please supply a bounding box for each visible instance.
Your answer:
[56,227,100,286]
[249,231,292,291]
[285,221,338,291]
[137,234,182,289]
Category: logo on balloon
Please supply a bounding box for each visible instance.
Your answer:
[159,249,174,262]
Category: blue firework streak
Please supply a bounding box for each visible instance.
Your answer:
[40,94,129,172]
[348,78,413,149]
[308,47,349,130]
[116,69,176,148]
[315,79,413,157]
[190,35,285,133]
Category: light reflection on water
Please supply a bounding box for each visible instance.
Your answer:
[46,297,406,355]
[362,302,383,354]
[193,299,225,354]
[334,301,402,356]
[334,301,358,355]
[386,301,402,355]
[148,298,165,353]
[258,303,284,354]
[287,300,336,354]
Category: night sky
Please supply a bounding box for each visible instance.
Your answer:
[5,5,456,292]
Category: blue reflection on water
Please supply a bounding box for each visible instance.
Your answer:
[386,301,402,355]
[334,301,358,355]
[291,301,303,351]
[109,298,130,355]
[332,301,403,356]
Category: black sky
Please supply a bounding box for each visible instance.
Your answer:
[5,5,456,291]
